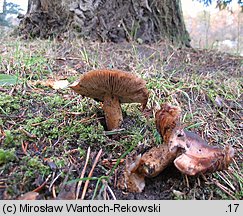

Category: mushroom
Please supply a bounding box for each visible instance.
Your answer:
[117,103,180,192]
[168,129,235,176]
[138,103,182,177]
[138,144,177,178]
[69,69,149,130]
[117,154,145,193]
[118,103,235,193]
[156,103,235,176]
[155,103,181,145]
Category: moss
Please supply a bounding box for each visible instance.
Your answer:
[0,148,16,165]
[0,93,21,114]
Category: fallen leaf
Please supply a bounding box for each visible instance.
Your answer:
[29,79,69,89]
[56,183,76,200]
[173,190,185,198]
[50,80,70,89]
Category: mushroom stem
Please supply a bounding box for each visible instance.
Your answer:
[138,144,177,177]
[103,95,123,130]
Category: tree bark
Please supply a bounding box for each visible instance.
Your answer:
[18,0,72,38]
[70,0,190,46]
[18,0,190,46]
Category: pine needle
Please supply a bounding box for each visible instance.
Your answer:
[81,149,102,200]
[76,146,91,199]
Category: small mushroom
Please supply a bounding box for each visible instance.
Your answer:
[70,69,149,130]
[155,103,181,145]
[117,154,145,193]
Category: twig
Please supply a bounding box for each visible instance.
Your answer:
[217,171,236,191]
[183,174,190,188]
[102,158,125,169]
[114,169,118,188]
[19,128,37,138]
[33,174,51,192]
[21,141,28,155]
[49,172,62,191]
[52,185,57,199]
[66,149,80,154]
[212,178,237,200]
[81,149,102,200]
[102,179,117,200]
[76,147,90,199]
[31,119,50,126]
[103,128,126,136]
[79,114,97,124]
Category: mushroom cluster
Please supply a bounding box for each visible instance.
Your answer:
[70,69,149,130]
[118,103,235,192]
[69,69,235,193]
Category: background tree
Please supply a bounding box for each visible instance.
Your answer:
[17,0,243,46]
[0,0,22,26]
[18,0,72,38]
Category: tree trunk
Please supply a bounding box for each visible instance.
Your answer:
[18,0,190,46]
[18,0,72,38]
[71,0,190,46]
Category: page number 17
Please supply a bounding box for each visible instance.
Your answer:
[227,204,239,213]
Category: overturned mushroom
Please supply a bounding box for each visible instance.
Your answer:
[118,103,180,192]
[138,104,181,177]
[169,129,235,175]
[70,69,149,130]
[118,103,235,192]
[156,103,234,176]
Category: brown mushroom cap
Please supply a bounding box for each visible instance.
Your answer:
[168,129,234,175]
[155,103,181,144]
[174,145,235,175]
[70,69,149,130]
[70,69,148,105]
[155,103,235,176]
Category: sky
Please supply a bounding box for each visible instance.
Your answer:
[182,0,241,15]
[0,0,3,13]
[2,0,241,16]
[6,0,28,12]
[3,0,215,14]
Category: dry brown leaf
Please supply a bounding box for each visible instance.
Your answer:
[50,80,69,89]
[29,79,69,89]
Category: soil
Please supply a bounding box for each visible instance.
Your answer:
[0,39,242,200]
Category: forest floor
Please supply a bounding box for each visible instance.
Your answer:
[0,36,242,200]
